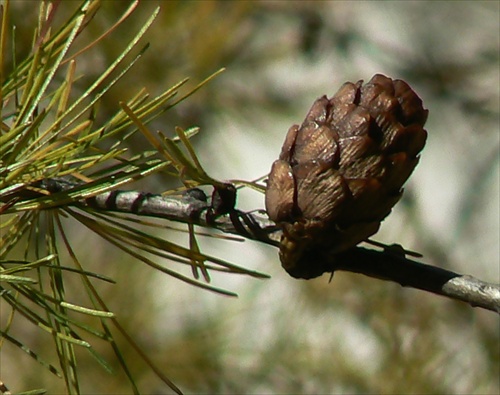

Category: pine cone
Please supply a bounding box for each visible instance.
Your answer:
[265,74,428,279]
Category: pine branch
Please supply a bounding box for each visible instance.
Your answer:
[7,177,499,314]
[331,247,500,313]
[4,177,278,244]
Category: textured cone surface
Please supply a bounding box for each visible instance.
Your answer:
[265,74,428,279]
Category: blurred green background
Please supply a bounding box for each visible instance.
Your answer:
[2,1,499,394]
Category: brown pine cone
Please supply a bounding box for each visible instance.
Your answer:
[265,74,428,279]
